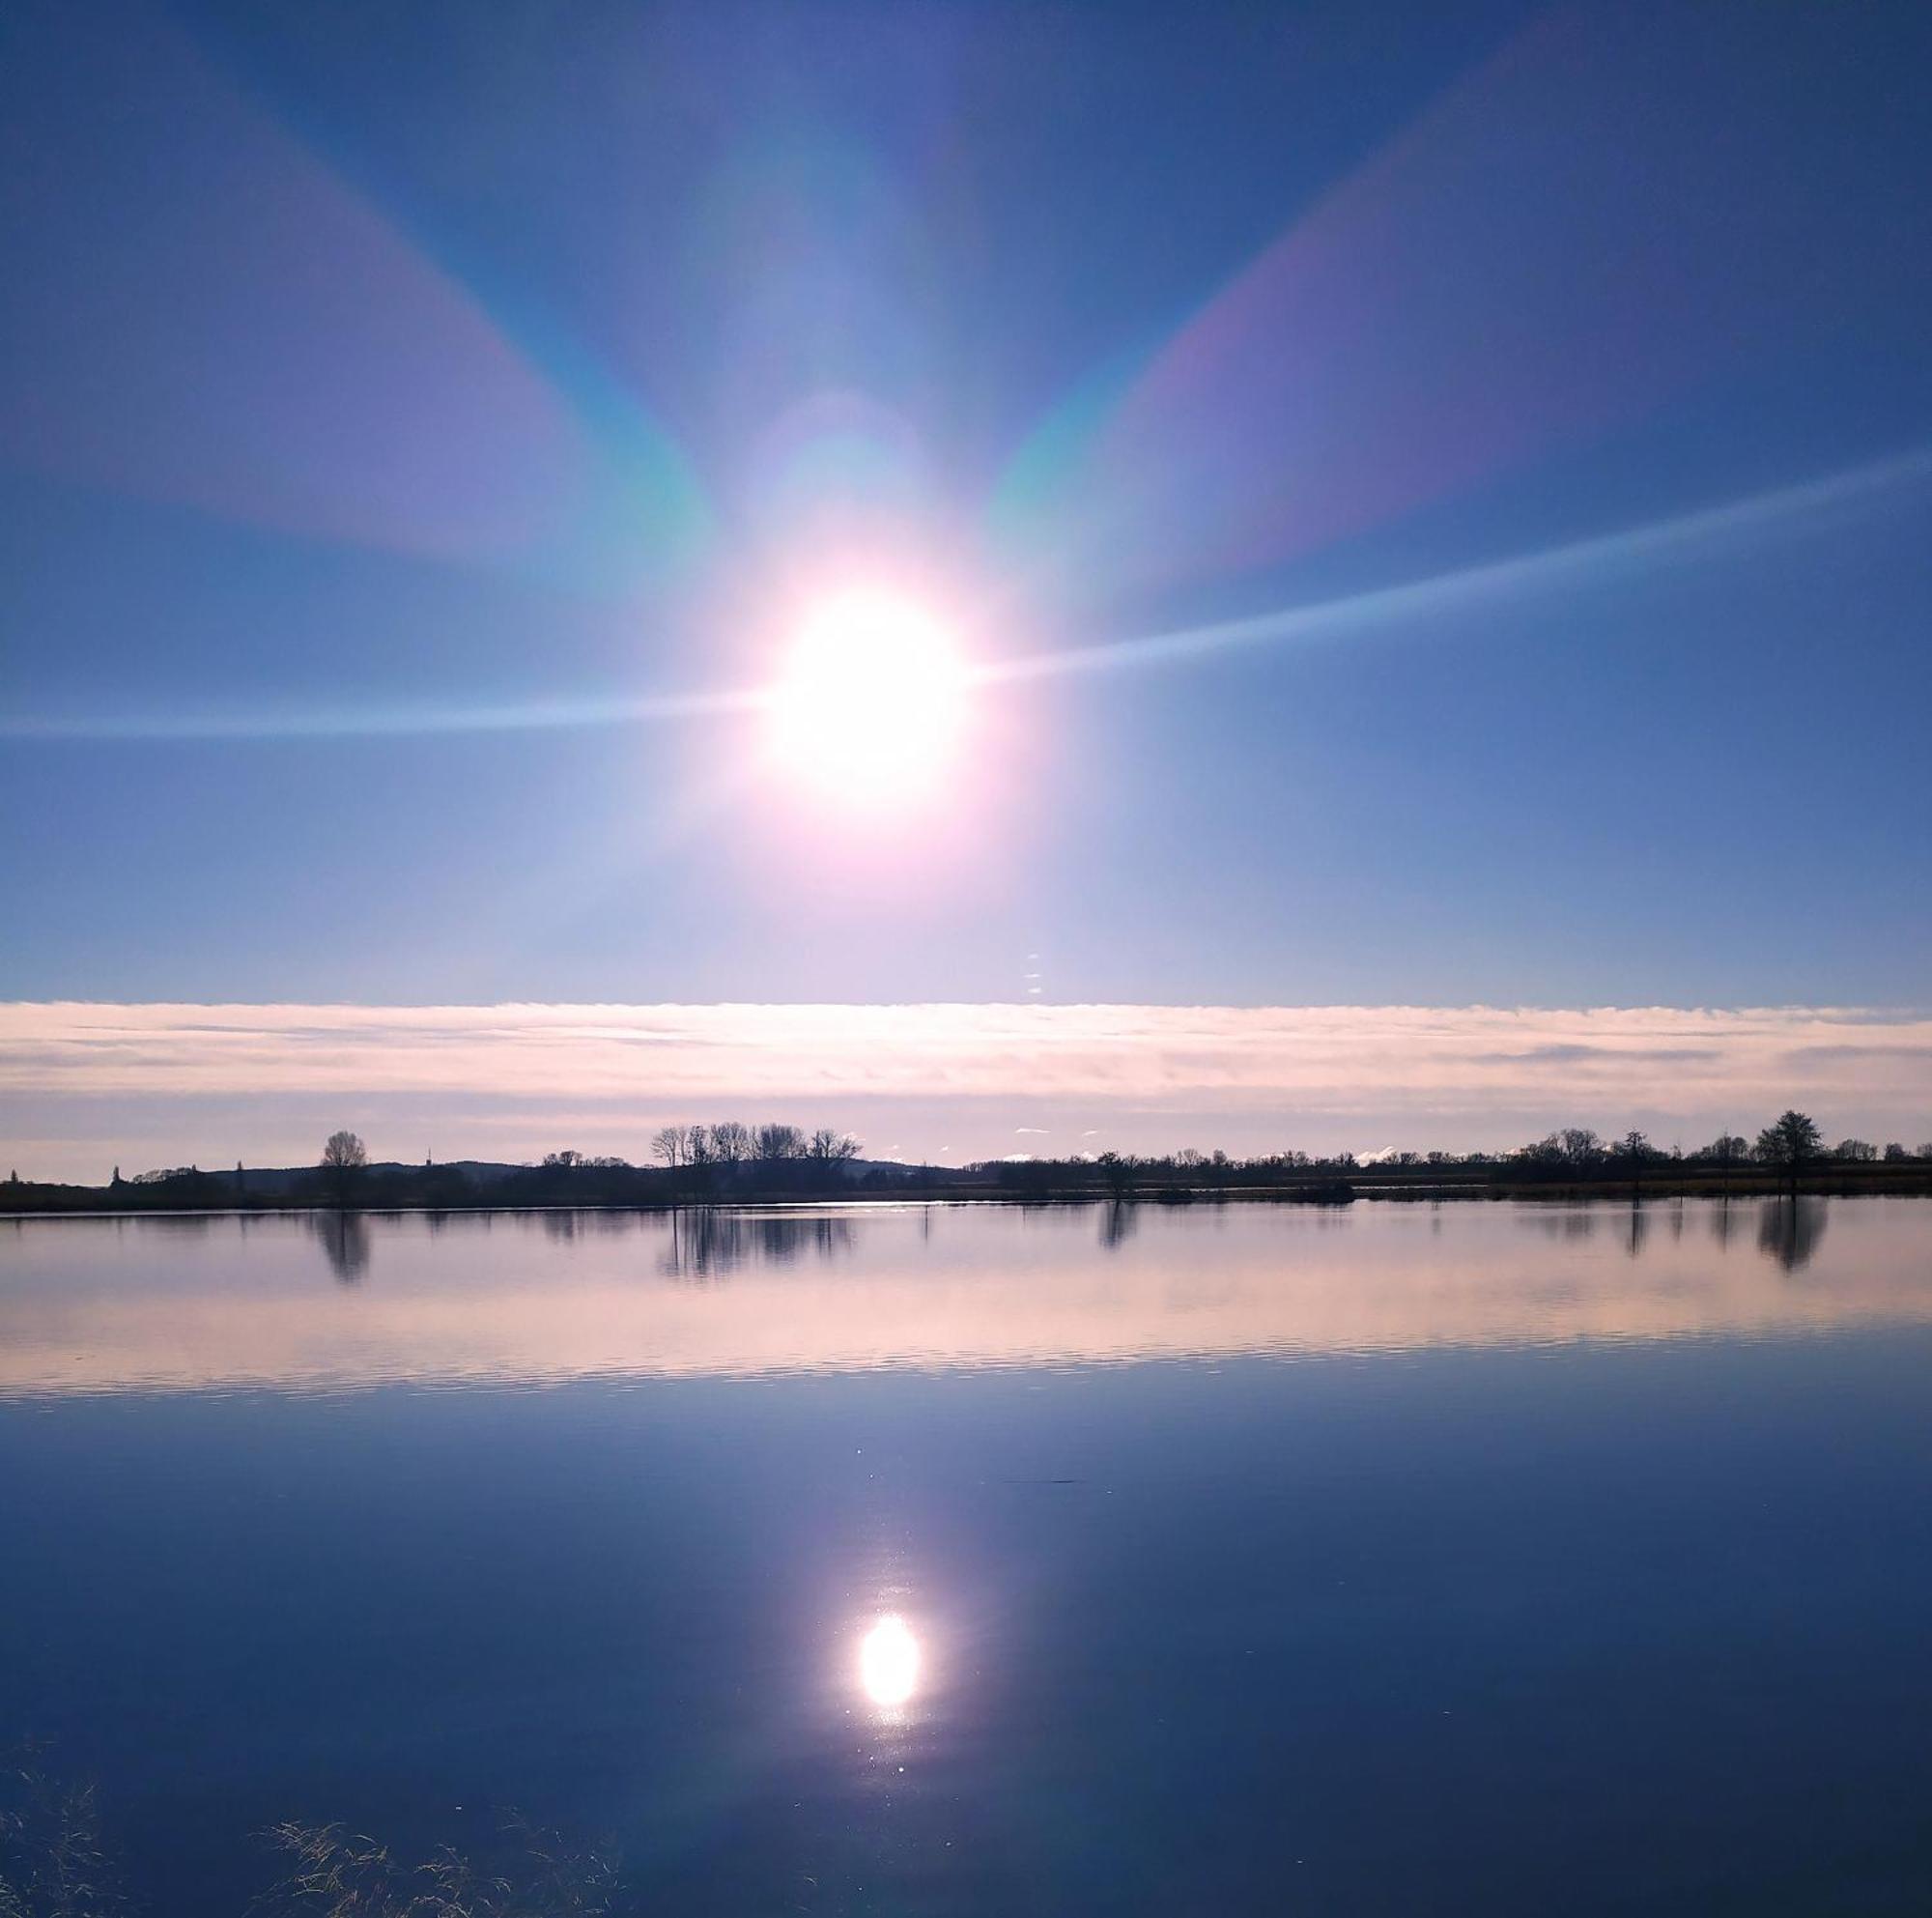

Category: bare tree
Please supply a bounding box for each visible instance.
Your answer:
[651,1126,685,1171]
[710,1121,751,1165]
[807,1128,860,1162]
[1833,1137,1876,1161]
[1615,1131,1655,1193]
[321,1131,366,1208]
[684,1124,712,1167]
[1560,1127,1604,1165]
[322,1131,366,1170]
[755,1123,805,1162]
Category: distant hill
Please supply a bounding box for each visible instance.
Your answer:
[210,1159,527,1198]
[207,1157,956,1197]
[0,1153,979,1213]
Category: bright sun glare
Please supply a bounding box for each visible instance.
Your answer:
[767,592,967,807]
[860,1615,921,1708]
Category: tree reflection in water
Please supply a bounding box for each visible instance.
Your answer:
[308,1211,370,1284]
[1711,1197,1738,1250]
[1757,1196,1829,1274]
[1624,1198,1650,1260]
[661,1209,853,1280]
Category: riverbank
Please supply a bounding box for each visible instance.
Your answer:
[5,1159,1930,1218]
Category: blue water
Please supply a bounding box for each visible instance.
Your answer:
[3,1199,1931,1912]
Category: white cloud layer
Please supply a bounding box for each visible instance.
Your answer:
[2,1001,1929,1181]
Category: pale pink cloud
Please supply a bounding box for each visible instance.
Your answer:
[2,1000,1929,1103]
[1,1001,1927,1180]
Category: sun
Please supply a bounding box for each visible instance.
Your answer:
[766,591,968,807]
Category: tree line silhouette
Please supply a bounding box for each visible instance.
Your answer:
[989,1111,1925,1201]
[4,1109,1929,1214]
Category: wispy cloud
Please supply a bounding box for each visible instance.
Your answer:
[4,1000,1929,1105]
[2,1001,1926,1179]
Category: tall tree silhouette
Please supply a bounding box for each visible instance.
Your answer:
[1754,1109,1823,1195]
[321,1130,366,1208]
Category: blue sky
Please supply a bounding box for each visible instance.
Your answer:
[3,2,1930,1170]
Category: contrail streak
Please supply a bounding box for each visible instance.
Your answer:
[980,444,1932,688]
[7,446,1925,741]
[0,683,766,743]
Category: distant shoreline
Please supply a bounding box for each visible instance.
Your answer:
[6,1163,1931,1221]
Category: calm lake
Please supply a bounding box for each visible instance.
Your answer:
[4,1197,1932,1913]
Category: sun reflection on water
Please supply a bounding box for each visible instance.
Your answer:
[860,1615,921,1710]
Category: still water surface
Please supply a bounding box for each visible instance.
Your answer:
[3,1198,1931,1912]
